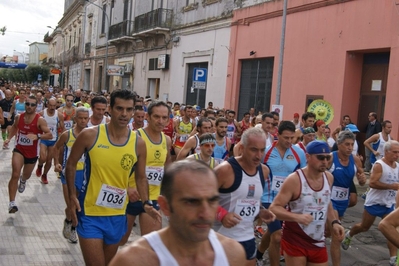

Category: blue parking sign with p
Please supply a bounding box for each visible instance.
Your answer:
[193,68,207,82]
[192,68,207,89]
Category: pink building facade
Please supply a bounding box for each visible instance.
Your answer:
[225,0,399,144]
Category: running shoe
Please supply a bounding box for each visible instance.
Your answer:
[361,188,369,200]
[68,227,78,244]
[389,256,397,266]
[41,174,48,184]
[62,219,71,239]
[341,230,352,250]
[254,226,265,238]
[18,177,26,193]
[256,258,265,266]
[36,167,42,177]
[8,202,18,213]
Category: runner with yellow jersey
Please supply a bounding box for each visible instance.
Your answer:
[65,90,161,266]
[120,101,172,245]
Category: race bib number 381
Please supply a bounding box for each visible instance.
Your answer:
[95,184,126,209]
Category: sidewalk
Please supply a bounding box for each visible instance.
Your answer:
[0,140,142,266]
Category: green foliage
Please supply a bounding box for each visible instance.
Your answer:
[25,65,50,82]
[0,65,50,83]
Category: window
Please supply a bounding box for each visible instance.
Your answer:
[101,4,107,34]
[149,58,159,71]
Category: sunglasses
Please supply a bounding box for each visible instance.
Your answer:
[25,102,37,107]
[315,155,331,161]
[57,101,63,104]
[202,143,215,148]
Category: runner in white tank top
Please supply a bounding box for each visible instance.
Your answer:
[109,160,247,266]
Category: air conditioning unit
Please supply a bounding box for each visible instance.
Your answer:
[124,63,133,73]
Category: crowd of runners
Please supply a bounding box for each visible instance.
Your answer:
[1,80,399,266]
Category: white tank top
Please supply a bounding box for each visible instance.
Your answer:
[286,169,330,246]
[376,133,391,160]
[87,115,107,127]
[194,134,201,154]
[43,109,58,141]
[143,229,229,266]
[215,157,264,242]
[365,159,399,208]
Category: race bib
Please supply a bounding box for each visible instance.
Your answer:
[3,111,10,118]
[17,134,33,146]
[64,120,73,130]
[331,186,349,201]
[16,110,24,115]
[386,190,396,200]
[234,199,260,220]
[271,176,285,192]
[146,166,164,186]
[95,184,126,209]
[226,132,234,139]
[179,134,188,142]
[301,205,327,240]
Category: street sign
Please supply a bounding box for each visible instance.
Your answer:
[0,62,27,69]
[192,68,207,89]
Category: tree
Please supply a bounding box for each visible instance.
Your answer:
[25,64,50,83]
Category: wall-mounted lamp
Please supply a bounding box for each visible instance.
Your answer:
[249,51,256,56]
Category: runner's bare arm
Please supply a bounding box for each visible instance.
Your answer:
[109,239,159,266]
[218,233,247,266]
[36,117,53,140]
[164,135,172,167]
[57,111,65,132]
[53,131,68,170]
[176,137,195,160]
[270,172,313,226]
[214,163,242,227]
[353,155,366,185]
[0,107,4,125]
[364,133,379,156]
[369,163,399,190]
[135,137,161,221]
[65,127,97,226]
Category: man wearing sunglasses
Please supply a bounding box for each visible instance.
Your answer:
[327,130,366,266]
[270,140,345,265]
[58,94,76,132]
[187,133,218,169]
[4,95,52,213]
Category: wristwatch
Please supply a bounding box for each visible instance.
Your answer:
[37,134,41,140]
[142,200,153,208]
[331,219,342,226]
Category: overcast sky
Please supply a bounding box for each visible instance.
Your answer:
[0,0,64,56]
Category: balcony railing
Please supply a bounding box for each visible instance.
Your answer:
[134,8,172,34]
[109,20,134,40]
[85,42,91,55]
